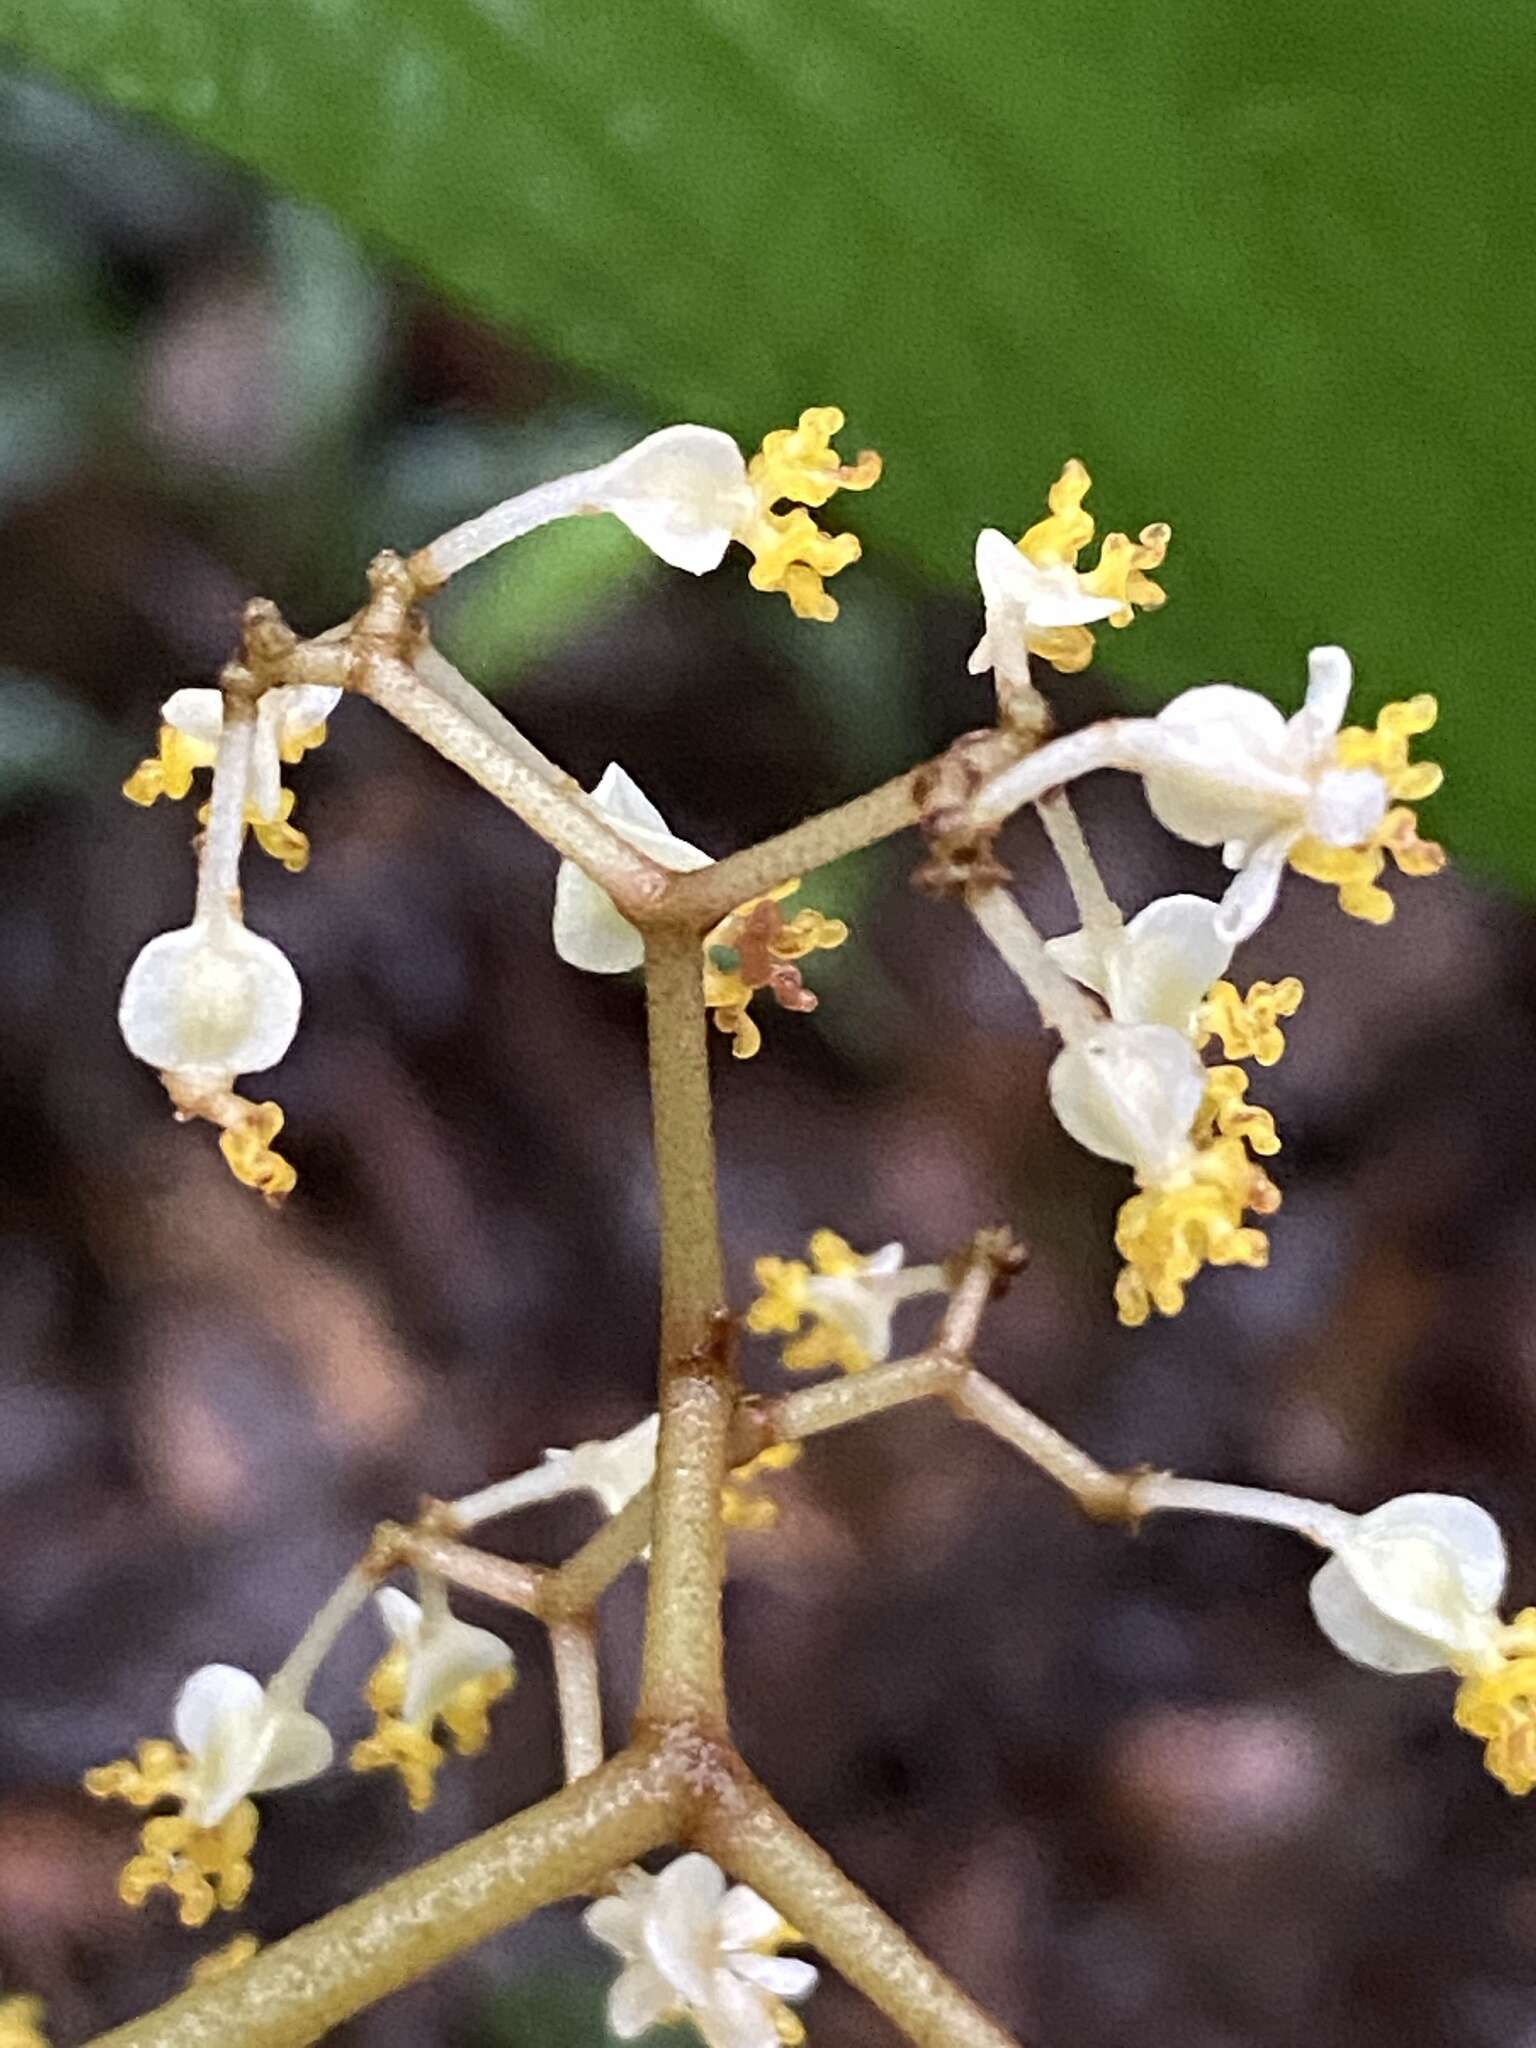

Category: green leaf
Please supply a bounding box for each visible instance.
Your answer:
[2,1,1528,884]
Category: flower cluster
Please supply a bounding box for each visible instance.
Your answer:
[349,1586,515,1812]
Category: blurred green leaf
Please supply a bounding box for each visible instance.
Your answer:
[443,513,657,686]
[0,670,116,800]
[478,1968,693,2047]
[0,2,1529,883]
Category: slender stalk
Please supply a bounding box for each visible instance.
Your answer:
[411,641,569,785]
[765,1350,963,1443]
[268,1568,375,1704]
[659,770,922,931]
[82,1749,681,2048]
[700,1776,1019,2048]
[952,1372,1136,1520]
[449,1460,578,1531]
[550,1619,605,1781]
[968,718,1152,828]
[1128,1472,1357,1548]
[1036,789,1122,936]
[193,704,255,925]
[636,929,731,1729]
[546,1488,654,1619]
[966,884,1103,1039]
[401,1531,546,1616]
[356,655,668,916]
[414,470,606,582]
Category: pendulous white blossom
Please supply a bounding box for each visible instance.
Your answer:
[585,1853,817,2048]
[967,524,1124,683]
[169,1664,333,1828]
[588,425,762,576]
[1308,1493,1511,1676]
[372,1586,514,1728]
[1045,893,1234,1041]
[117,917,301,1083]
[159,683,341,828]
[1047,1021,1208,1185]
[553,763,711,974]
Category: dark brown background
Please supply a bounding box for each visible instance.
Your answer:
[2,65,1535,2048]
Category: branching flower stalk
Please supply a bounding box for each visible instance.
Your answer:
[70,407,1478,2048]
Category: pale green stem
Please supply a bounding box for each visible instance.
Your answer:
[1036,789,1123,936]
[966,884,1104,1040]
[952,1372,1135,1518]
[417,470,607,580]
[549,1619,605,1781]
[701,1775,1020,2048]
[82,1749,681,2048]
[636,929,731,1729]
[1129,1472,1358,1549]
[356,655,669,916]
[267,1567,374,1706]
[192,703,256,926]
[765,1350,964,1443]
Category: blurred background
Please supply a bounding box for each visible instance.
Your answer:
[0,15,1535,2048]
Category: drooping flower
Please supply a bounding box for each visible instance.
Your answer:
[1139,646,1444,941]
[539,1413,661,1515]
[584,1853,818,2048]
[349,1584,514,1812]
[968,459,1169,682]
[552,764,712,975]
[703,882,848,1060]
[117,916,301,1199]
[748,1230,951,1373]
[84,1665,333,1926]
[123,684,340,871]
[592,407,881,619]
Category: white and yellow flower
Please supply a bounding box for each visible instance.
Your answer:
[349,1583,515,1812]
[584,1853,818,2048]
[748,1231,951,1374]
[553,765,711,974]
[84,1665,333,1926]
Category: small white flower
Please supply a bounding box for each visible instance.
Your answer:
[541,1413,660,1515]
[588,425,760,576]
[373,1586,514,1728]
[967,526,1123,683]
[797,1240,911,1365]
[118,917,301,1084]
[553,763,712,974]
[1045,893,1234,1042]
[1309,1493,1509,1675]
[1047,1021,1208,1185]
[1140,645,1386,941]
[160,684,342,826]
[585,1853,817,2048]
[171,1664,333,1828]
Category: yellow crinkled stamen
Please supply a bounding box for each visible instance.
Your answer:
[1198,977,1304,1068]
[746,1230,876,1373]
[738,407,881,621]
[349,1647,514,1812]
[123,724,217,807]
[187,1934,261,1985]
[1014,460,1171,674]
[276,723,329,768]
[1289,696,1446,923]
[1198,1064,1281,1156]
[722,1442,803,1530]
[218,1100,297,1204]
[746,1257,812,1336]
[1455,1637,1536,1797]
[703,882,848,1061]
[84,1738,186,1809]
[1113,1135,1280,1328]
[195,787,311,874]
[118,1804,260,1928]
[0,1996,50,2048]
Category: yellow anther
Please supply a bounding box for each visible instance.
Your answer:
[703,881,848,1061]
[722,1443,803,1531]
[218,1100,297,1205]
[1012,459,1171,674]
[1198,977,1305,1068]
[1079,522,1171,626]
[0,1996,51,2048]
[1198,1064,1281,1157]
[349,1646,514,1813]
[123,724,217,806]
[1113,1135,1279,1328]
[1290,696,1446,924]
[117,1801,260,1928]
[1019,458,1095,566]
[1455,1632,1536,1796]
[196,787,312,873]
[84,1739,185,1808]
[747,1230,899,1373]
[187,1934,261,1985]
[738,407,881,620]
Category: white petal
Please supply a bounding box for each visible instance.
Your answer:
[250,1706,334,1793]
[728,1952,819,2001]
[173,1664,265,1758]
[658,1851,728,1920]
[861,1242,907,1278]
[584,1894,646,1961]
[375,1585,424,1646]
[160,687,225,746]
[697,1970,784,2048]
[607,1961,678,2038]
[1047,1023,1206,1182]
[589,761,673,837]
[552,863,648,974]
[974,527,1121,630]
[594,424,751,575]
[1106,893,1235,1035]
[1328,1493,1508,1662]
[716,1884,785,1951]
[1214,832,1293,944]
[1286,644,1353,760]
[274,684,342,743]
[1305,766,1389,848]
[401,1615,512,1726]
[565,1413,660,1515]
[1043,926,1113,1000]
[118,920,302,1079]
[1143,684,1301,848]
[1308,1555,1455,1674]
[805,1271,896,1363]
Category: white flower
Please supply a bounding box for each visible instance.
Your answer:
[171,1664,333,1828]
[588,425,760,576]
[1045,894,1234,1041]
[541,1413,660,1515]
[1047,1021,1208,1185]
[585,1853,817,2048]
[373,1586,514,1728]
[1309,1493,1509,1675]
[118,918,301,1083]
[748,1233,953,1375]
[159,684,342,826]
[553,763,712,974]
[967,526,1123,682]
[1140,645,1386,941]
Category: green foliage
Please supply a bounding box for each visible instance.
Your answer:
[2,0,1530,883]
[478,1968,692,2047]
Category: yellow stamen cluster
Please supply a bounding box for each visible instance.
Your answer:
[722,1442,804,1530]
[196,789,312,874]
[747,1228,872,1373]
[1112,1069,1282,1328]
[703,882,848,1060]
[0,1999,49,2048]
[123,711,330,868]
[738,407,882,620]
[348,1647,514,1813]
[1198,976,1305,1067]
[1289,695,1446,923]
[1016,458,1170,673]
[123,724,216,806]
[83,1742,258,1928]
[187,1934,261,1985]
[1455,1619,1536,1795]
[166,1080,298,1202]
